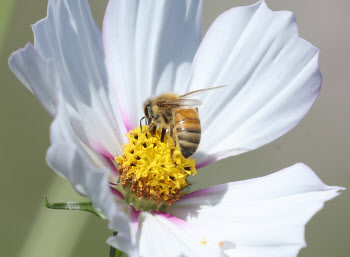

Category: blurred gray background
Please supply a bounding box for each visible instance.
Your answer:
[0,0,348,256]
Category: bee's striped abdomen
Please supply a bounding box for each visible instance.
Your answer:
[174,108,201,158]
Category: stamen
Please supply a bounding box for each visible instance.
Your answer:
[115,126,197,211]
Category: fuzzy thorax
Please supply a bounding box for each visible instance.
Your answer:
[115,126,197,211]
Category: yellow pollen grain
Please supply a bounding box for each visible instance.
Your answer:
[124,207,129,213]
[115,126,197,206]
[219,241,223,248]
[200,240,207,245]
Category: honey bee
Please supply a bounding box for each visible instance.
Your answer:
[142,86,226,158]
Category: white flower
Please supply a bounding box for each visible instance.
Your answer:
[9,0,343,256]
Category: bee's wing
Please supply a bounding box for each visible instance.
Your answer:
[179,85,227,98]
[158,85,227,107]
[158,98,202,107]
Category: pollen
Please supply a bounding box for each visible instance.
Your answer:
[115,126,197,209]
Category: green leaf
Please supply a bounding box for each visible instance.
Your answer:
[44,195,107,219]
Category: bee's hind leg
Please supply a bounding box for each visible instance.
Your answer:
[169,125,176,147]
[169,125,177,162]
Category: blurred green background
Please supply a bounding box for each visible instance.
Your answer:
[0,0,348,256]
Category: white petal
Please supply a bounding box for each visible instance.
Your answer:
[108,210,230,257]
[48,94,114,179]
[9,0,131,235]
[46,142,131,236]
[170,164,344,257]
[189,1,321,168]
[11,0,127,158]
[48,99,136,248]
[103,0,202,130]
[47,92,131,236]
[10,0,130,236]
[8,43,58,116]
[32,0,107,103]
[137,212,223,257]
[107,207,141,257]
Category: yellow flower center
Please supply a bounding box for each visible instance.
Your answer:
[114,126,197,210]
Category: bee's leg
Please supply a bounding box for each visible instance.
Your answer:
[169,125,176,147]
[150,114,163,136]
[159,113,171,142]
[161,128,167,142]
[170,147,175,162]
[169,125,174,138]
[145,122,156,136]
[150,122,158,136]
[139,117,145,132]
[169,125,176,161]
[146,114,168,137]
[143,114,160,135]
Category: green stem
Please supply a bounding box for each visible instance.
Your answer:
[115,249,124,257]
[44,195,107,219]
[109,245,116,257]
[109,247,124,257]
[109,231,125,257]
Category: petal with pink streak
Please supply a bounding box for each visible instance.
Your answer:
[103,0,202,129]
[188,1,321,173]
[169,163,344,257]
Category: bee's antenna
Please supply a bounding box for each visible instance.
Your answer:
[140,117,145,132]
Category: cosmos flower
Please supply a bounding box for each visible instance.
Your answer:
[9,0,343,256]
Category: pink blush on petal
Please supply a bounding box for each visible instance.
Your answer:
[178,187,215,200]
[131,206,141,223]
[99,148,114,160]
[92,143,118,175]
[196,158,217,169]
[153,211,187,227]
[120,109,133,132]
[110,186,124,199]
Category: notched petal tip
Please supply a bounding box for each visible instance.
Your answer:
[9,42,58,116]
[9,43,31,78]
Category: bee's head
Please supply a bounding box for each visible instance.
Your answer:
[143,99,152,125]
